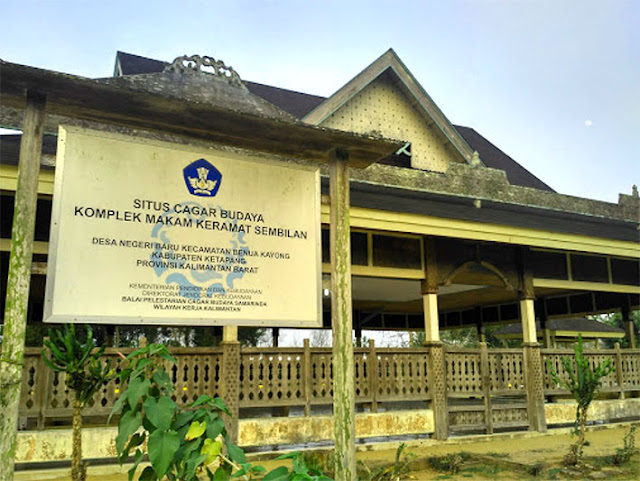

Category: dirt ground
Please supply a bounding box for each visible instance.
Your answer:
[14,422,639,480]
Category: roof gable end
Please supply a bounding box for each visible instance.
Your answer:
[303,49,475,165]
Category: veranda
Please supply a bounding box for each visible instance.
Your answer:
[17,337,640,445]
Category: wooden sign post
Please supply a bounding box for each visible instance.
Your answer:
[0,91,46,480]
[329,148,356,481]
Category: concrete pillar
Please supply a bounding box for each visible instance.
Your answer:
[221,326,240,442]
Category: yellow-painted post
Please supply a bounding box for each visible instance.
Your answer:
[520,298,537,344]
[221,326,240,443]
[0,91,46,480]
[519,248,547,433]
[422,237,448,439]
[329,148,356,481]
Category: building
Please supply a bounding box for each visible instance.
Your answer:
[3,49,637,344]
[0,50,638,457]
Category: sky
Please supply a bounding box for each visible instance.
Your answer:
[1,0,638,203]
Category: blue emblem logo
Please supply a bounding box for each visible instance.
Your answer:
[183,159,222,197]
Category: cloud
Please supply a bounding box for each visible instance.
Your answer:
[585,120,593,127]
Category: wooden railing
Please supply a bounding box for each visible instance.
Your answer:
[541,345,640,397]
[445,347,526,396]
[16,343,640,429]
[238,342,430,413]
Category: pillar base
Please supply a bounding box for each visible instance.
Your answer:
[221,341,240,443]
[523,343,547,433]
[425,341,448,440]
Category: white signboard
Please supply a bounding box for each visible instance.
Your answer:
[44,126,322,327]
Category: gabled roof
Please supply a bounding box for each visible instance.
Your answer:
[114,51,553,191]
[303,48,475,166]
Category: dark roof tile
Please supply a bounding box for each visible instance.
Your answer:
[455,126,554,192]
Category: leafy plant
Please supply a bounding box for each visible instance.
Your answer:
[111,343,333,480]
[260,452,333,481]
[427,452,469,474]
[547,335,614,466]
[358,443,415,480]
[42,324,115,481]
[527,461,545,476]
[612,425,637,465]
[547,467,562,480]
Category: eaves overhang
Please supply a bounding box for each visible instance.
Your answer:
[318,178,640,246]
[0,60,402,168]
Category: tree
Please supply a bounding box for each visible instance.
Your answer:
[310,329,332,347]
[548,335,614,465]
[598,311,639,349]
[440,327,478,347]
[42,324,114,480]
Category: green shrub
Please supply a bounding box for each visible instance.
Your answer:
[427,452,468,474]
[111,343,332,480]
[43,324,114,481]
[547,335,614,466]
[612,425,637,466]
[358,443,415,480]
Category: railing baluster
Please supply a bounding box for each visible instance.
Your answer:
[368,339,378,413]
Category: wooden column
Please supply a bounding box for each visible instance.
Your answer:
[0,91,46,480]
[422,237,447,439]
[303,339,312,416]
[221,326,240,443]
[523,342,547,432]
[480,342,493,434]
[520,298,537,344]
[272,327,280,348]
[36,338,51,431]
[475,307,486,344]
[621,304,636,349]
[519,247,546,432]
[539,300,552,349]
[426,341,448,440]
[367,339,378,413]
[329,148,356,481]
[422,237,440,343]
[614,343,625,400]
[354,314,363,348]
